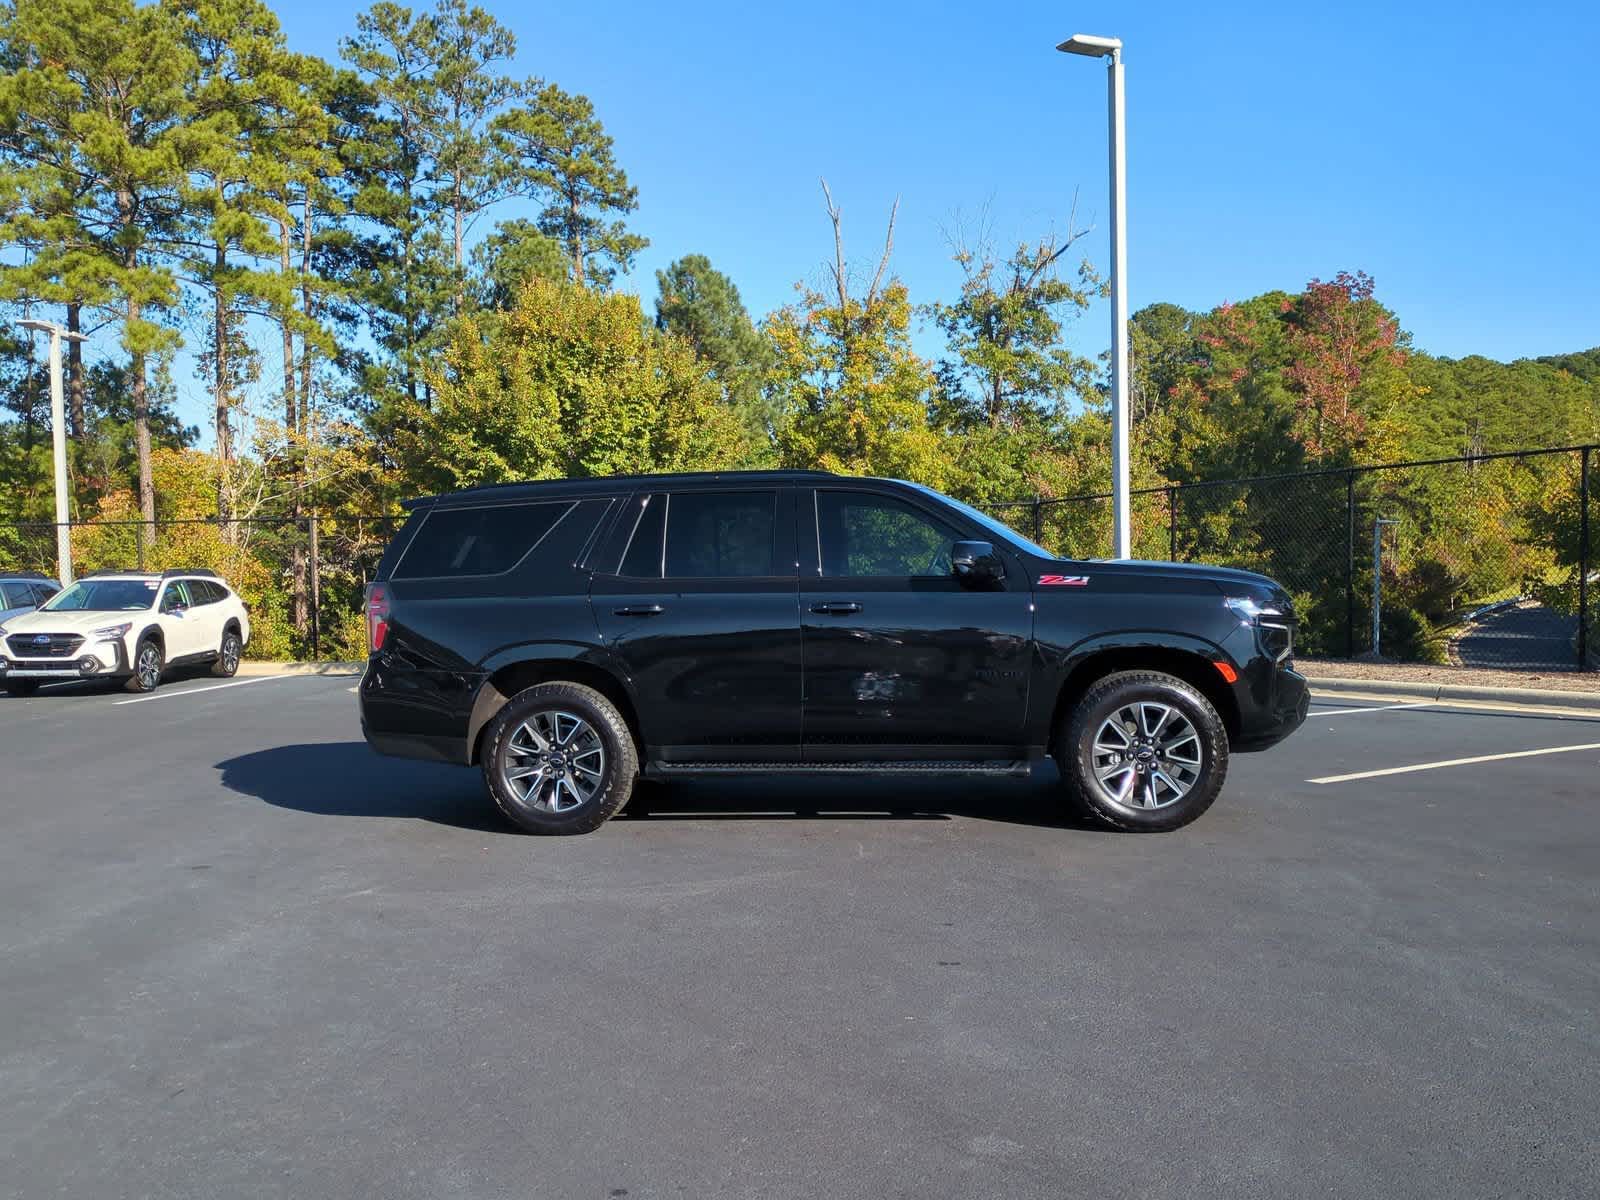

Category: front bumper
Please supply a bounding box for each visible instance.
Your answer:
[1,638,128,679]
[1232,664,1310,751]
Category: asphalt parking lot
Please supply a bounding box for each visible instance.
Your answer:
[3,674,1598,1199]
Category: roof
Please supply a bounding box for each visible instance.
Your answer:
[0,570,57,581]
[408,469,847,509]
[79,568,221,580]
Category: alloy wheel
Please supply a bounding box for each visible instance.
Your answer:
[1090,701,1204,812]
[501,709,607,814]
[137,644,161,690]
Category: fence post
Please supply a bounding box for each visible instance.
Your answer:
[1168,486,1178,562]
[1031,498,1042,545]
[1345,471,1356,658]
[1580,447,1591,670]
[309,513,321,661]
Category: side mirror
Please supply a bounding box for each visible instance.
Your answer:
[951,540,1003,587]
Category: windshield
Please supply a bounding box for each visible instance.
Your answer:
[41,579,158,613]
[901,483,1056,558]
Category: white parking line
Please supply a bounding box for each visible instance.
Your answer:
[1311,701,1433,718]
[1309,741,1600,785]
[113,675,296,706]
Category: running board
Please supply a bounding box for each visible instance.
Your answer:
[652,760,1032,778]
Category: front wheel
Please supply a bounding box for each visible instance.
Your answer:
[124,638,164,693]
[481,682,638,835]
[1057,670,1229,832]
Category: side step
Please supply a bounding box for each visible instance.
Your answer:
[653,760,1032,778]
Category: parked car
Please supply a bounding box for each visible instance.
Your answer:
[0,572,60,624]
[0,569,250,696]
[359,471,1309,834]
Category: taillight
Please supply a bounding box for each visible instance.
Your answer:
[366,584,390,654]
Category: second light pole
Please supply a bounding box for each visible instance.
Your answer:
[16,318,86,585]
[1058,32,1131,559]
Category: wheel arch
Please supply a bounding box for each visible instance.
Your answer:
[1049,638,1241,749]
[467,657,643,766]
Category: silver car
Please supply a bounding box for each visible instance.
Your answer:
[0,574,62,624]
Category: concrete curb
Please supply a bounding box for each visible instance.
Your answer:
[1309,675,1600,712]
[238,660,363,678]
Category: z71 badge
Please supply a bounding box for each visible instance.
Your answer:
[1038,574,1090,587]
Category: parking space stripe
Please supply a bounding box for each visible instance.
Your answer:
[1309,741,1600,784]
[113,675,297,706]
[1311,701,1433,718]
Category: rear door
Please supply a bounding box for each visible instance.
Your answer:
[798,486,1034,759]
[590,487,801,763]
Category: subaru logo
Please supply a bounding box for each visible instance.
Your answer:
[33,634,50,645]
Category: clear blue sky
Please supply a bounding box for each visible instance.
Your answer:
[181,0,1600,431]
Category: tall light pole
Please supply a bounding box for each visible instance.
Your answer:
[16,318,87,585]
[1057,32,1131,560]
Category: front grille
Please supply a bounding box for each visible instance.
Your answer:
[1259,621,1293,663]
[6,633,85,659]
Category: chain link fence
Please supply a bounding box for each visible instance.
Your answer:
[3,447,1596,670]
[987,445,1599,672]
[0,514,403,661]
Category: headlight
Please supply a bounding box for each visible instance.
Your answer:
[1224,596,1282,622]
[1225,596,1293,662]
[90,622,133,640]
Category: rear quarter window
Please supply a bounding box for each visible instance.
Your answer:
[392,502,574,579]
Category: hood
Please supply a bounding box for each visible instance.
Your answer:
[1050,557,1287,597]
[0,607,151,636]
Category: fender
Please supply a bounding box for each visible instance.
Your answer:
[1026,629,1235,745]
[466,641,641,765]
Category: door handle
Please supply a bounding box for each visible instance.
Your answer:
[613,604,665,617]
[809,601,863,615]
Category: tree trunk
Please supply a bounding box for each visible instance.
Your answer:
[280,217,296,432]
[569,188,584,286]
[119,187,155,535]
[214,246,233,533]
[66,302,85,439]
[299,190,314,423]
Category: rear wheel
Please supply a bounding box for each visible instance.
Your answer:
[481,682,637,835]
[1056,670,1229,832]
[211,628,242,677]
[124,638,164,694]
[5,679,39,697]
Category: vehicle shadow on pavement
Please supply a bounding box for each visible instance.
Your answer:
[216,742,509,834]
[217,743,1099,833]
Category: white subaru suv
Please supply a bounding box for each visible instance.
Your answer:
[0,570,250,696]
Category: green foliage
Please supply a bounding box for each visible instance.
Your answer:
[492,83,647,288]
[396,277,745,491]
[654,254,775,448]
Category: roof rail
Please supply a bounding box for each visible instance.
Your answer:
[77,568,220,579]
[162,568,219,579]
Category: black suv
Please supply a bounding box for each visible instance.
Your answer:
[360,471,1309,834]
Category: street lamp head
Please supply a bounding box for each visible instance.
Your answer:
[1057,33,1122,58]
[14,317,87,341]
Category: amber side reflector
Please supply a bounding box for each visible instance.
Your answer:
[1212,661,1239,684]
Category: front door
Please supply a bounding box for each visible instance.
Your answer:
[590,488,802,763]
[799,487,1034,760]
[157,580,205,659]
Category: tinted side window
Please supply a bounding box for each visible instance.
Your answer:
[665,491,777,578]
[394,502,572,579]
[617,494,667,578]
[32,583,57,605]
[817,491,960,578]
[160,581,193,611]
[0,583,15,608]
[189,580,218,605]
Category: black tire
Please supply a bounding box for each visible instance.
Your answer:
[124,637,164,694]
[1056,670,1229,832]
[481,682,638,835]
[5,679,39,697]
[211,627,242,677]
